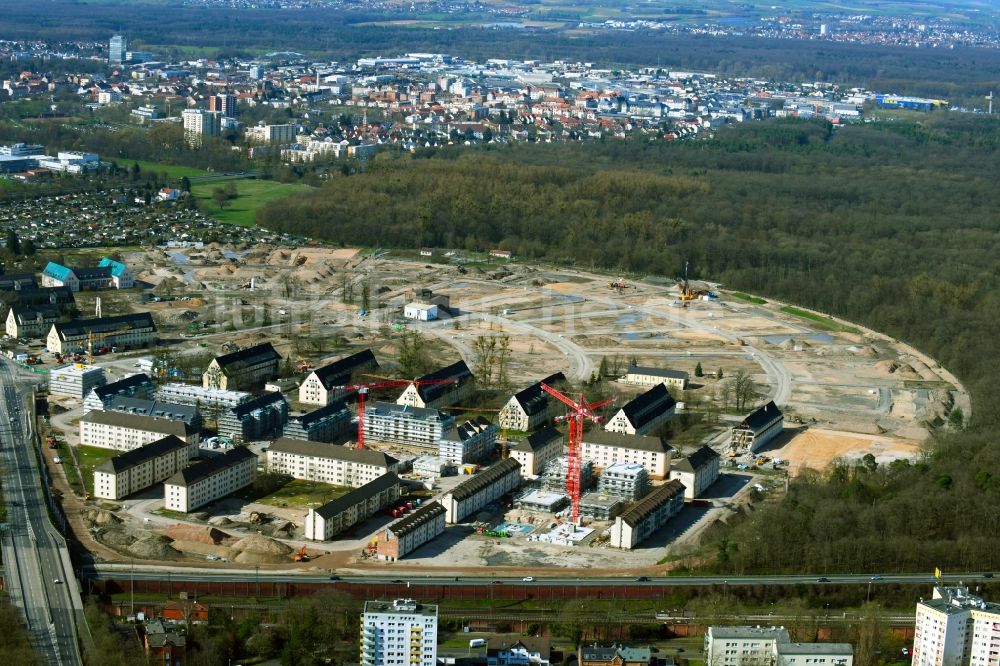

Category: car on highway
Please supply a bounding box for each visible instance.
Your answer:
[329,575,340,580]
[870,575,884,581]
[522,577,535,582]
[817,577,830,583]
[636,576,650,582]
[53,578,62,584]
[985,573,995,579]
[391,579,404,584]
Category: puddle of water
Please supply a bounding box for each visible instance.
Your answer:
[808,333,834,343]
[169,252,189,265]
[762,335,791,345]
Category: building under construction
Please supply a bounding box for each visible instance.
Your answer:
[731,401,784,453]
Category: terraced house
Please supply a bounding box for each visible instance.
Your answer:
[298,349,378,405]
[47,312,156,355]
[266,438,398,488]
[164,446,257,513]
[604,383,676,436]
[93,435,192,500]
[499,372,567,432]
[204,342,281,390]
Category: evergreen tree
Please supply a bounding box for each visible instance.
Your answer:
[6,230,20,255]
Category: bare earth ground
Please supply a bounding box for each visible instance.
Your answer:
[770,428,925,477]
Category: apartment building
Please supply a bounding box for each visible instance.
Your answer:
[439,458,521,523]
[360,598,438,666]
[609,479,685,549]
[499,372,567,432]
[731,401,784,453]
[245,123,297,144]
[541,455,595,494]
[266,438,398,488]
[670,445,721,500]
[704,626,853,666]
[103,396,202,430]
[396,360,474,409]
[581,430,673,480]
[204,342,281,390]
[5,304,61,339]
[298,349,378,405]
[376,502,447,561]
[437,417,497,464]
[579,645,652,666]
[509,426,562,476]
[283,400,353,443]
[305,473,401,541]
[912,586,1000,666]
[488,637,551,666]
[47,313,156,355]
[182,108,221,147]
[83,372,155,413]
[93,435,192,500]
[604,383,676,436]
[163,446,257,512]
[598,462,649,500]
[621,363,689,391]
[364,401,454,447]
[156,383,250,410]
[48,363,106,399]
[79,411,199,452]
[217,391,288,442]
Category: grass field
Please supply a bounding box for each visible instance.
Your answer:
[74,445,119,496]
[192,179,315,227]
[242,478,352,509]
[780,305,861,334]
[125,160,211,180]
[730,291,767,304]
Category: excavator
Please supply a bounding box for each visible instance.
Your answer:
[293,545,310,562]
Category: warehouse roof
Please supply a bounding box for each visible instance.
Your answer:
[95,435,189,474]
[269,438,398,467]
[313,473,400,519]
[445,458,521,502]
[81,410,194,437]
[164,446,257,487]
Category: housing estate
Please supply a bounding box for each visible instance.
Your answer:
[731,401,784,453]
[298,349,378,405]
[396,360,474,409]
[305,473,401,541]
[580,430,673,479]
[375,501,447,561]
[669,445,721,500]
[360,598,438,666]
[93,435,192,500]
[609,479,685,549]
[363,401,454,447]
[266,438,398,487]
[508,426,562,476]
[439,458,521,523]
[47,312,156,354]
[499,372,567,432]
[204,342,281,390]
[283,400,352,442]
[604,383,676,436]
[163,446,257,512]
[79,410,199,452]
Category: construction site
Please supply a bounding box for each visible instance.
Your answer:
[26,244,968,575]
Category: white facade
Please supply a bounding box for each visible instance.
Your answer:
[245,123,297,144]
[93,436,191,500]
[669,445,721,500]
[364,402,454,446]
[403,303,438,321]
[48,363,106,399]
[182,109,221,146]
[913,587,1000,666]
[622,366,688,391]
[266,438,397,488]
[79,411,198,452]
[164,447,257,513]
[439,458,521,523]
[304,474,401,541]
[704,627,853,666]
[580,431,672,479]
[509,427,562,476]
[360,599,438,666]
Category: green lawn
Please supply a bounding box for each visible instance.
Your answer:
[74,445,120,496]
[192,179,315,227]
[125,160,210,180]
[240,478,352,509]
[779,305,861,334]
[730,291,767,305]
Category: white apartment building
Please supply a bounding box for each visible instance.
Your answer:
[621,364,689,392]
[704,626,853,666]
[437,417,497,464]
[580,430,673,480]
[669,445,721,500]
[182,108,221,146]
[156,383,250,409]
[79,411,199,452]
[48,363,106,399]
[298,349,379,406]
[47,313,156,355]
[305,473,401,541]
[610,479,685,549]
[93,435,191,500]
[364,401,454,447]
[604,383,676,436]
[376,501,447,561]
[508,426,562,476]
[360,599,438,666]
[439,458,521,523]
[266,438,398,488]
[913,586,1000,666]
[163,446,257,512]
[499,373,567,432]
[245,123,297,144]
[395,360,474,409]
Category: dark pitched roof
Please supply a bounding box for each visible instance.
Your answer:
[487,636,551,657]
[685,445,719,471]
[231,391,287,418]
[0,273,37,291]
[443,416,494,442]
[81,410,195,437]
[513,425,562,453]
[446,458,521,502]
[95,435,189,474]
[106,396,199,423]
[13,286,74,306]
[581,646,620,661]
[619,479,685,527]
[53,313,155,339]
[582,430,671,454]
[269,437,398,467]
[9,303,60,325]
[511,372,567,417]
[627,365,689,380]
[740,401,783,432]
[93,373,153,400]
[312,349,379,389]
[72,266,113,281]
[617,383,676,430]
[313,473,400,519]
[213,342,281,373]
[164,446,257,487]
[385,500,445,538]
[290,400,350,429]
[414,360,473,403]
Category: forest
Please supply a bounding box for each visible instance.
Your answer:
[257,115,1000,573]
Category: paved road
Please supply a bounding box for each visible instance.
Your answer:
[0,361,84,665]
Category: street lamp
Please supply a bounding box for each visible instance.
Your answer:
[255,565,260,598]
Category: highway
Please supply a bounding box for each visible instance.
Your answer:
[0,360,84,665]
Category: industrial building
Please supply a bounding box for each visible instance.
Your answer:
[217,392,289,442]
[509,426,563,476]
[93,435,192,500]
[298,349,379,405]
[396,360,474,409]
[204,342,281,390]
[731,401,784,453]
[47,313,156,355]
[669,445,721,500]
[102,396,202,430]
[439,458,521,523]
[304,473,401,541]
[580,430,673,479]
[360,598,438,666]
[604,383,676,436]
[48,363,106,399]
[363,401,454,447]
[437,417,497,464]
[598,462,649,500]
[5,304,61,339]
[609,479,685,549]
[266,438,399,487]
[164,446,257,512]
[283,401,352,442]
[79,411,200,452]
[498,373,567,432]
[704,626,854,666]
[621,363,689,392]
[375,502,447,561]
[83,373,155,413]
[157,383,250,410]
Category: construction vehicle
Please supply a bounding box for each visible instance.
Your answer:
[293,545,310,562]
[608,279,631,293]
[295,356,311,373]
[86,326,131,364]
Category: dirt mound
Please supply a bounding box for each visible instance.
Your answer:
[849,345,879,358]
[170,540,235,559]
[129,535,179,559]
[87,509,122,526]
[875,360,900,374]
[163,524,232,545]
[98,527,134,546]
[778,338,797,350]
[896,363,921,379]
[231,534,293,564]
[209,516,234,527]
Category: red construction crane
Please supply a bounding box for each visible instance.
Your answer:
[330,376,458,450]
[540,383,615,524]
